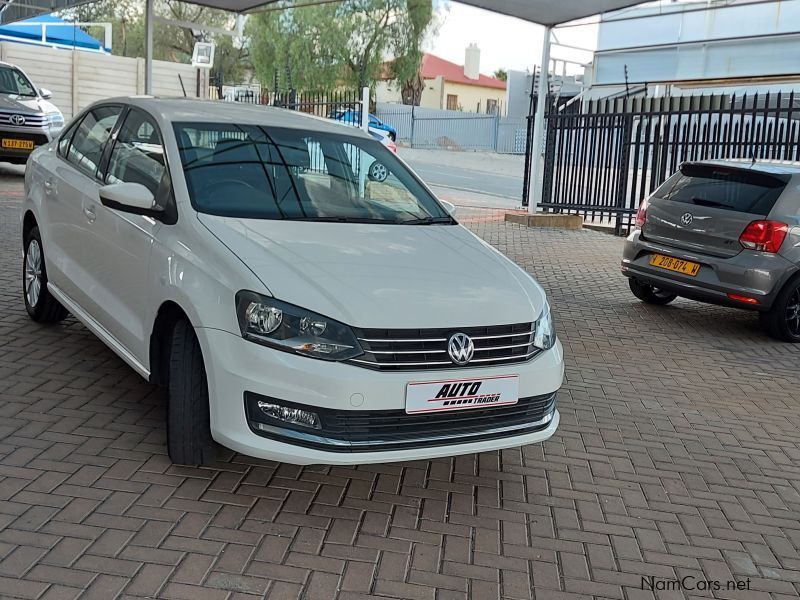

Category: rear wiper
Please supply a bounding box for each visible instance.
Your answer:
[690,197,727,208]
[400,216,456,225]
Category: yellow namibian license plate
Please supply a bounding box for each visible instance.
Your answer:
[2,139,34,150]
[649,253,700,276]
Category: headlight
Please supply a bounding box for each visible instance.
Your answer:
[46,112,64,135]
[236,291,363,361]
[533,300,556,350]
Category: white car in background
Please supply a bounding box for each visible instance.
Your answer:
[21,97,563,465]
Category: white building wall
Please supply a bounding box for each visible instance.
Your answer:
[592,0,800,86]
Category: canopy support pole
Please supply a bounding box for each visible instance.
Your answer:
[145,0,153,94]
[528,25,552,214]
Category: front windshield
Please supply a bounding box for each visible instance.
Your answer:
[0,66,36,97]
[173,122,452,224]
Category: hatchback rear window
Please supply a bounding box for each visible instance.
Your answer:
[660,163,789,215]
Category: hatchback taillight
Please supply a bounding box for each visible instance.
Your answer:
[739,220,789,253]
[635,198,648,230]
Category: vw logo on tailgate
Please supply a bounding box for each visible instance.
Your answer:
[447,332,475,366]
[10,114,26,126]
[680,212,694,226]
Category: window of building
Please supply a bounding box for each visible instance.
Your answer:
[446,94,458,111]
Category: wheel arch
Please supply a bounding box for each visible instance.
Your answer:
[22,210,37,242]
[148,300,191,386]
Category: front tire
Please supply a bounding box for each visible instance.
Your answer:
[759,275,800,342]
[628,277,677,305]
[167,319,217,465]
[23,226,68,323]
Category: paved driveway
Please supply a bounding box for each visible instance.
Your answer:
[2,169,800,600]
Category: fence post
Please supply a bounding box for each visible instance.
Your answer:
[410,105,416,148]
[361,87,370,132]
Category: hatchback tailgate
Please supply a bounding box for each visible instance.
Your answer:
[644,163,790,258]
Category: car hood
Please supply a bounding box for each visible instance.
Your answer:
[0,94,57,115]
[198,215,546,329]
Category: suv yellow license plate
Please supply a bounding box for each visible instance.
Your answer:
[2,139,34,150]
[649,253,700,276]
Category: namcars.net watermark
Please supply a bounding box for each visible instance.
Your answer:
[642,576,751,592]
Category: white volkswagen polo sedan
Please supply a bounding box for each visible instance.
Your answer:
[21,98,564,465]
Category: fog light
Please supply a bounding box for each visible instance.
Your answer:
[257,401,321,429]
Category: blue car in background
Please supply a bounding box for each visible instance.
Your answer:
[333,109,397,141]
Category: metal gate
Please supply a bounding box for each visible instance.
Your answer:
[533,92,800,235]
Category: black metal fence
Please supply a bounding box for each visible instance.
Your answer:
[210,85,362,122]
[530,92,800,235]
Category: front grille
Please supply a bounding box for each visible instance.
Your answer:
[0,111,47,128]
[349,322,540,370]
[245,392,557,452]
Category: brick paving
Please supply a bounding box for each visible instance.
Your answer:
[2,166,800,599]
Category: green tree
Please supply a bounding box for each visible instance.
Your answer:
[493,68,508,82]
[390,0,435,105]
[248,0,433,93]
[64,0,249,81]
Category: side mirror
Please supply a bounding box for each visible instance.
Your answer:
[99,182,162,218]
[39,88,53,99]
[440,200,457,216]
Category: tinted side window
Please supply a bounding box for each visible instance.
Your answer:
[106,109,165,196]
[66,106,122,177]
[57,117,82,158]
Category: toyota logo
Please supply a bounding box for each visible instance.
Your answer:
[680,212,693,226]
[447,332,475,366]
[9,114,26,126]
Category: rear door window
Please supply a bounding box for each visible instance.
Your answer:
[66,105,123,178]
[663,164,789,216]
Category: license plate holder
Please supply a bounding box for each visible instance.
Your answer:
[649,253,700,277]
[405,375,519,414]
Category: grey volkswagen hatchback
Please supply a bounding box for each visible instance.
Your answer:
[622,160,800,342]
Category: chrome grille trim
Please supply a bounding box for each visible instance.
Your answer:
[350,322,539,370]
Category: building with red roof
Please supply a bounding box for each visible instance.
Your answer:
[376,45,508,114]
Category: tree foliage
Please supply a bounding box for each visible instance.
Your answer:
[63,0,250,83]
[248,0,434,95]
[493,68,508,82]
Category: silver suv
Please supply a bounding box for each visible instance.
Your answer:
[622,160,800,342]
[0,62,64,165]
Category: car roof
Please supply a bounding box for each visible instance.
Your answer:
[689,159,800,176]
[100,96,371,138]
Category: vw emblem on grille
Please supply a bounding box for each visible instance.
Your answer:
[680,212,694,226]
[9,114,26,126]
[447,332,474,366]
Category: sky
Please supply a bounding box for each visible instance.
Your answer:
[426,2,599,77]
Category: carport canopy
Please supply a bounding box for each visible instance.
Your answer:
[0,0,653,211]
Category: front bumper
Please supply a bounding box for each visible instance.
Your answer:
[0,125,53,162]
[197,327,564,465]
[621,230,796,310]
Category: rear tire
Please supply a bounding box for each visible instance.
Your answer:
[23,226,68,323]
[167,319,217,465]
[628,277,677,305]
[759,275,800,343]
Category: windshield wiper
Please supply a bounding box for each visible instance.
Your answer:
[288,216,397,224]
[399,216,456,225]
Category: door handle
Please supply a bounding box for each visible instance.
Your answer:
[83,205,96,223]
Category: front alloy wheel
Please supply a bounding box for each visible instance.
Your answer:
[23,226,68,323]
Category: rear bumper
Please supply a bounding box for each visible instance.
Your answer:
[621,230,796,310]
